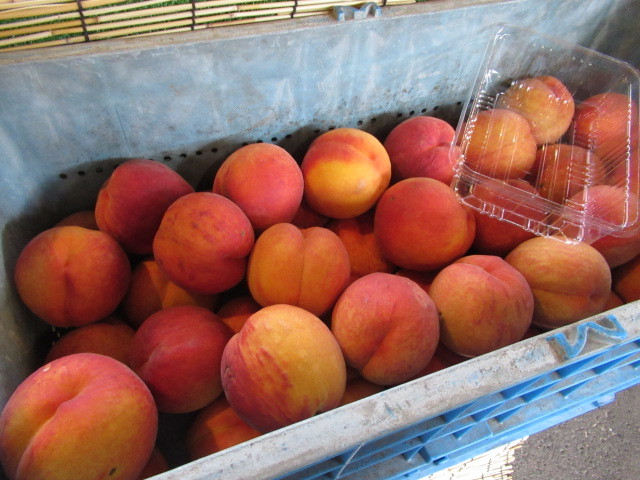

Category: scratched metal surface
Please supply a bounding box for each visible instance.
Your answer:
[0,0,639,478]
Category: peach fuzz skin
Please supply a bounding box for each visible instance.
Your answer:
[213,143,304,232]
[612,253,640,303]
[428,255,534,358]
[383,115,461,184]
[461,108,537,179]
[216,295,261,334]
[301,128,391,219]
[374,177,475,271]
[123,258,218,328]
[505,237,611,330]
[246,223,350,317]
[221,304,347,433]
[153,192,255,295]
[331,272,440,385]
[14,225,131,328]
[496,75,575,144]
[128,306,233,414]
[0,353,158,480]
[45,317,135,365]
[95,159,194,255]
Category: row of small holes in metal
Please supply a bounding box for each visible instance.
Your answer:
[58,104,461,179]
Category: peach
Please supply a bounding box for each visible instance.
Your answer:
[123,258,218,328]
[327,210,395,279]
[216,295,261,334]
[136,448,168,480]
[505,236,611,329]
[213,143,304,232]
[410,344,466,379]
[569,92,639,161]
[460,108,537,179]
[14,226,131,328]
[128,306,233,414]
[496,75,575,144]
[612,253,640,303]
[339,378,385,406]
[533,144,605,204]
[469,178,545,256]
[0,353,157,480]
[45,317,135,365]
[373,177,475,271]
[383,116,461,184]
[291,199,329,229]
[55,210,98,230]
[95,159,194,255]
[331,272,440,385]
[153,192,255,295]
[428,255,533,357]
[301,128,391,219]
[246,223,350,317]
[221,304,347,433]
[564,184,640,268]
[185,396,262,461]
[394,269,437,294]
[605,290,625,310]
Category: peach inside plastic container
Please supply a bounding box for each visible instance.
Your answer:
[451,24,640,245]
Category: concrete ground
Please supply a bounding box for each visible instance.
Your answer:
[512,382,640,480]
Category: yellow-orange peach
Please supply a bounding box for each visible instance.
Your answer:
[373,177,475,271]
[136,448,168,480]
[604,290,625,310]
[246,223,350,317]
[461,108,537,179]
[505,237,611,329]
[429,255,533,357]
[291,199,329,229]
[153,192,255,295]
[496,75,575,144]
[45,316,135,365]
[213,143,304,232]
[383,116,461,184]
[327,210,395,279]
[301,128,391,219]
[14,226,131,328]
[55,210,98,230]
[221,304,347,433]
[186,396,262,461]
[128,306,233,414]
[612,253,640,303]
[410,344,466,379]
[331,272,440,385]
[0,353,157,480]
[394,269,437,295]
[95,159,194,255]
[216,295,261,334]
[123,258,218,328]
[339,378,385,406]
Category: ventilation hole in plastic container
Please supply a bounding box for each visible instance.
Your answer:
[179,153,187,158]
[433,106,440,111]
[211,148,218,153]
[285,134,292,139]
[328,126,336,131]
[59,173,67,179]
[457,101,462,106]
[421,108,428,113]
[257,139,263,143]
[357,120,363,125]
[409,110,415,116]
[195,151,202,156]
[314,129,321,135]
[396,113,403,118]
[77,171,85,176]
[95,167,103,174]
[371,118,377,123]
[164,156,171,161]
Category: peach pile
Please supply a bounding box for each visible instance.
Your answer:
[2,87,640,479]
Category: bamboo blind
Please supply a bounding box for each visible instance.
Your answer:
[0,0,414,51]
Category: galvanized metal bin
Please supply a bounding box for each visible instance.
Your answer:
[1,0,639,479]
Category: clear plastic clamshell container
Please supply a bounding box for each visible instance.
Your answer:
[452,24,640,244]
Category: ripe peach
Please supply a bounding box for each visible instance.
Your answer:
[373,177,475,271]
[469,178,545,256]
[496,75,575,144]
[461,108,537,179]
[331,272,440,385]
[339,378,385,406]
[186,396,262,461]
[55,210,98,230]
[564,185,640,268]
[14,226,131,328]
[505,236,611,329]
[429,255,533,357]
[533,144,605,204]
[327,210,395,279]
[410,344,466,379]
[123,258,218,328]
[394,269,437,294]
[153,192,255,295]
[136,448,168,480]
[128,306,233,414]
[569,92,639,161]
[221,304,347,433]
[216,295,261,334]
[301,128,391,219]
[0,353,157,480]
[246,223,350,317]
[45,317,135,365]
[612,253,640,303]
[605,290,625,310]
[95,159,194,255]
[213,143,304,232]
[291,199,329,229]
[383,116,461,184]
